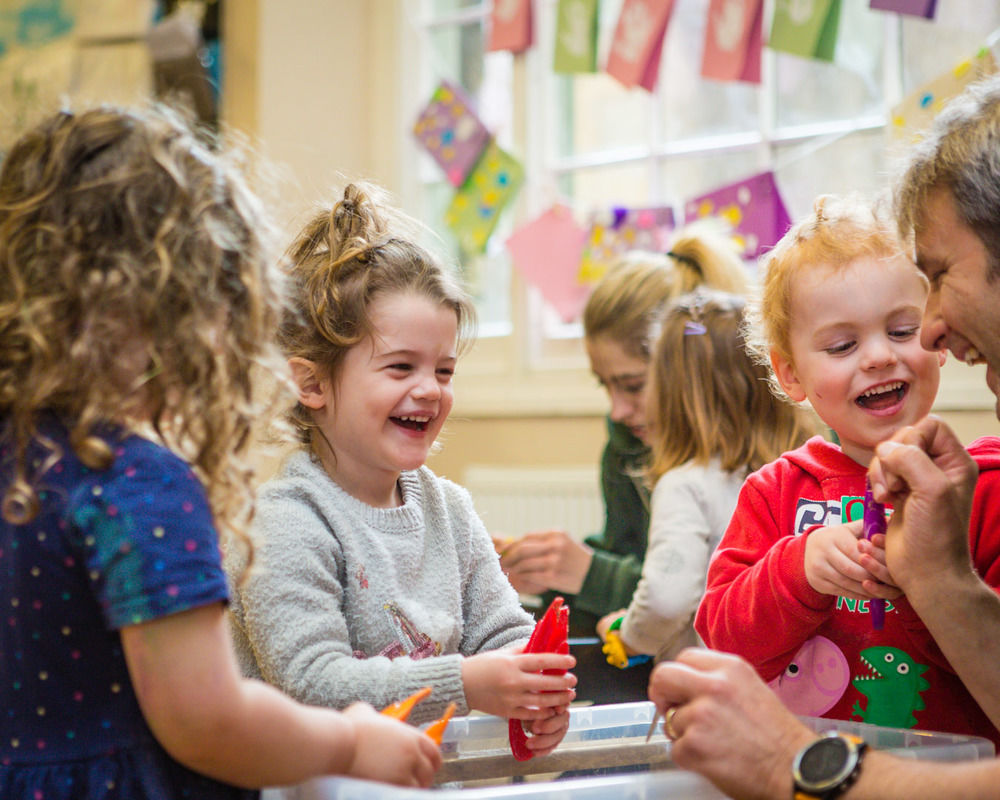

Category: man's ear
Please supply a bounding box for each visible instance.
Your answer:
[288,357,328,410]
[770,349,807,403]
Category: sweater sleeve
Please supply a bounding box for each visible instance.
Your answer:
[231,495,468,724]
[619,467,713,660]
[694,476,836,681]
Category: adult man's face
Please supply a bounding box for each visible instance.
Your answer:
[914,187,1000,418]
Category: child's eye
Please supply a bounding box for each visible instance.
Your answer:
[623,381,645,395]
[388,363,412,373]
[437,367,454,381]
[825,341,855,356]
[890,326,918,340]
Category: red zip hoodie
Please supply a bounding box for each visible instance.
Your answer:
[696,435,1000,746]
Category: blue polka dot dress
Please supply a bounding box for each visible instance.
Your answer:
[1,420,257,800]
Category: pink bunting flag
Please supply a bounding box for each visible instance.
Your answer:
[488,0,533,53]
[869,0,937,19]
[684,171,790,260]
[412,80,491,188]
[700,0,763,84]
[506,205,591,324]
[605,0,677,92]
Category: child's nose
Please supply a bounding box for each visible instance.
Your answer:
[862,338,898,369]
[412,372,442,399]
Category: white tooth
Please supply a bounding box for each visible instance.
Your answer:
[965,347,981,365]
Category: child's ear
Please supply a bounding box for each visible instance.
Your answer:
[288,357,328,410]
[770,350,807,403]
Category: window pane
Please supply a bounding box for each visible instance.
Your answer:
[900,11,1000,90]
[554,71,653,157]
[430,0,483,14]
[774,130,890,220]
[774,1,884,129]
[658,150,762,203]
[657,0,760,139]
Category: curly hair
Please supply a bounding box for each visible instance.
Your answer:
[280,182,476,443]
[646,289,819,483]
[0,104,289,563]
[744,194,912,399]
[894,74,1000,281]
[582,221,749,360]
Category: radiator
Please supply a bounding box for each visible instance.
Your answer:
[462,465,603,541]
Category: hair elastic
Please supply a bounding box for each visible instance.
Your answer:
[666,250,703,278]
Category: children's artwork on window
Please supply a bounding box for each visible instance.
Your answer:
[488,0,533,53]
[553,0,599,74]
[768,0,842,63]
[413,80,492,188]
[578,205,676,285]
[444,140,524,255]
[605,0,676,91]
[684,171,791,261]
[890,47,996,143]
[700,0,763,84]
[869,0,937,17]
[506,205,591,323]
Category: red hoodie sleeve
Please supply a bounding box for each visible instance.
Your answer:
[694,471,836,682]
[969,436,1000,590]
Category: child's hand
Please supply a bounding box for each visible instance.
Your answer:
[461,650,576,719]
[341,702,442,787]
[804,521,901,600]
[596,609,629,643]
[857,533,903,600]
[516,705,572,757]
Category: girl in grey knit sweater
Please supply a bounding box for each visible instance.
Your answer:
[227,183,576,760]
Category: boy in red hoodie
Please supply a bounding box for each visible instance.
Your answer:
[695,194,1000,746]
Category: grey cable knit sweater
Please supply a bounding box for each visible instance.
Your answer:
[226,449,534,724]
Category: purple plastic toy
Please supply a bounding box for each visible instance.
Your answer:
[863,480,887,630]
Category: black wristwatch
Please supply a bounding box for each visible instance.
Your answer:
[792,731,868,800]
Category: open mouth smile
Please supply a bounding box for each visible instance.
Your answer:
[855,381,907,410]
[391,415,432,432]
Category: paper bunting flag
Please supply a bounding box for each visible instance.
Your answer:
[506,206,591,323]
[605,0,677,92]
[444,141,524,255]
[488,0,533,53]
[890,47,997,143]
[413,80,492,188]
[684,172,791,261]
[578,206,676,285]
[553,0,599,74]
[869,0,936,18]
[701,0,763,84]
[768,0,842,63]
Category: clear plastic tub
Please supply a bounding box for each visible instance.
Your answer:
[283,701,995,799]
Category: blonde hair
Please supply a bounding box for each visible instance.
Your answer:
[894,74,1000,279]
[646,290,819,483]
[745,194,911,397]
[280,182,476,442]
[0,105,288,562]
[582,222,749,359]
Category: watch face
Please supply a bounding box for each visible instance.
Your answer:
[799,736,851,788]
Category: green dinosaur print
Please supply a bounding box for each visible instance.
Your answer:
[851,646,929,728]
